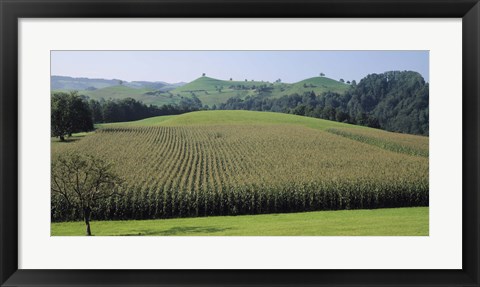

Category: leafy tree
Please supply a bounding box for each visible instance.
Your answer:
[89,99,104,123]
[340,79,345,83]
[51,153,123,235]
[202,73,206,77]
[51,93,71,141]
[68,94,94,136]
[51,91,93,141]
[320,73,325,77]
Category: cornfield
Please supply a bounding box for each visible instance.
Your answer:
[51,124,428,221]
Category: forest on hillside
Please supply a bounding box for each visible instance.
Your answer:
[217,71,429,135]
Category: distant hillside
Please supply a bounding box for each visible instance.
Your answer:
[51,75,184,92]
[51,76,123,90]
[75,85,183,106]
[170,76,349,106]
[52,75,349,107]
[126,81,185,91]
[267,77,350,99]
[173,76,266,92]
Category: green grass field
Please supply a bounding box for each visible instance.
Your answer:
[51,207,428,236]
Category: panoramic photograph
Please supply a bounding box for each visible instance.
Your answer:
[50,51,429,236]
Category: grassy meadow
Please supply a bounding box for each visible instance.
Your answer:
[52,207,428,236]
[52,110,428,236]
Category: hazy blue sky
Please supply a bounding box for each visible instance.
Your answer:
[51,51,429,83]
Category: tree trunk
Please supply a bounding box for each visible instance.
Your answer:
[59,135,65,141]
[84,207,92,236]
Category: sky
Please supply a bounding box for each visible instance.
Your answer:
[51,51,429,84]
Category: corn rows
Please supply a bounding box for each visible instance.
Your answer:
[327,128,429,157]
[51,124,429,222]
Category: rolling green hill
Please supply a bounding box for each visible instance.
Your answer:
[285,76,350,96]
[52,75,351,108]
[100,110,355,129]
[99,110,428,157]
[170,77,266,106]
[170,76,349,106]
[172,76,266,92]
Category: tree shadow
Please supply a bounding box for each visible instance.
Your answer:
[61,138,82,143]
[52,137,83,143]
[122,226,233,236]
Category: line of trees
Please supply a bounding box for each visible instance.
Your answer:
[217,71,429,135]
[51,91,204,140]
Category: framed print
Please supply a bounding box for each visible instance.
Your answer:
[1,0,479,286]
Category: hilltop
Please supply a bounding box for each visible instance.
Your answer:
[170,76,349,106]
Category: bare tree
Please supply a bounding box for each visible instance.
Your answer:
[51,153,123,236]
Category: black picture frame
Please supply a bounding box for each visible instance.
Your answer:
[1,0,479,286]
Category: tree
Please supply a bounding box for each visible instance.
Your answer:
[51,93,71,141]
[202,73,206,77]
[320,73,325,77]
[89,99,104,123]
[230,78,233,81]
[339,78,345,83]
[51,153,123,236]
[69,94,94,136]
[51,91,93,141]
